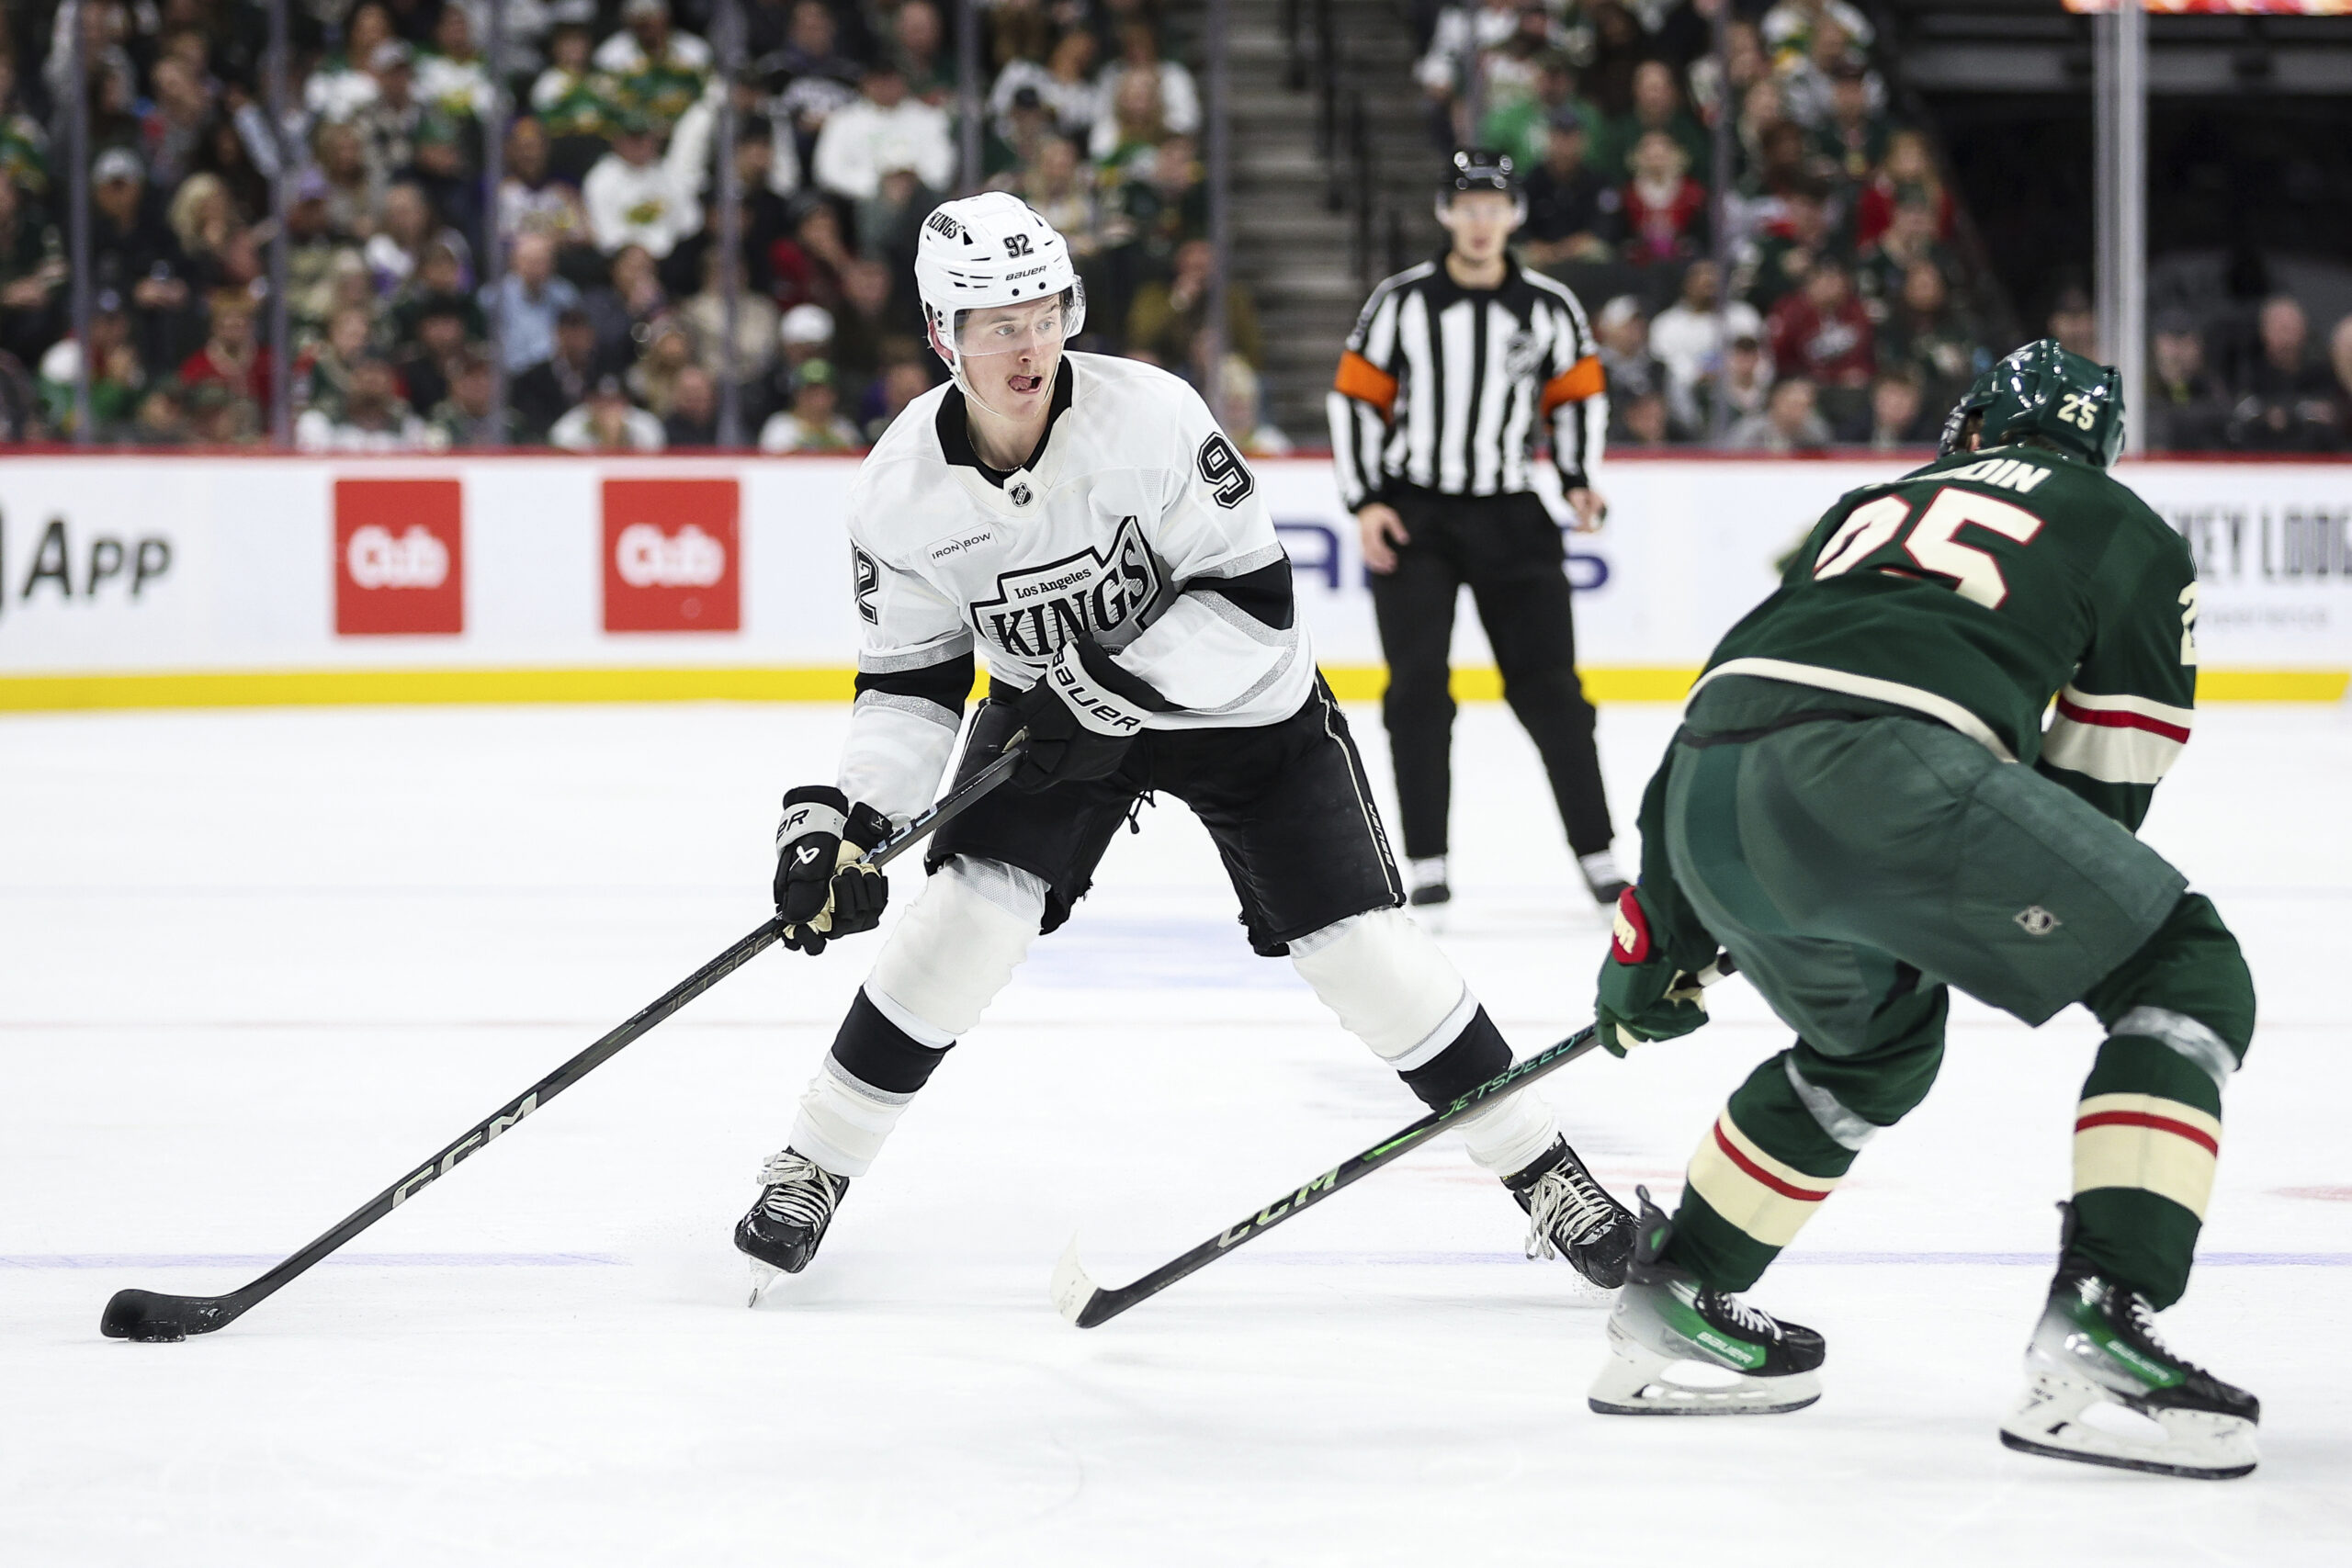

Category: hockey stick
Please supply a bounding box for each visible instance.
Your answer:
[1051,954,1736,1328]
[100,743,1026,1343]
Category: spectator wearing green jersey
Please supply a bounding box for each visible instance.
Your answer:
[532,24,624,181]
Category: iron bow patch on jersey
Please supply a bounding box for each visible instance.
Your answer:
[967,513,1163,660]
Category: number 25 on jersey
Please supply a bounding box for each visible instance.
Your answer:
[1812,488,2044,612]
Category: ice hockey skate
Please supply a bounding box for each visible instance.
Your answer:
[736,1149,851,1306]
[1577,850,1629,908]
[1406,855,1451,908]
[1998,1262,2258,1479]
[1505,1138,1634,1289]
[1588,1189,1825,1415]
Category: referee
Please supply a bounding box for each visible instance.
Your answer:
[1329,149,1623,909]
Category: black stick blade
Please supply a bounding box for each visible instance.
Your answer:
[101,1289,230,1342]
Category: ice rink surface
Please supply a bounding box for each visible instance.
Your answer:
[4,696,2348,1566]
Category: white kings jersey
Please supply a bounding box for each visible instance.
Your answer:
[833,353,1316,822]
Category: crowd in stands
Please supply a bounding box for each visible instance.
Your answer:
[1413,0,2000,449]
[1412,0,2352,453]
[5,0,2349,453]
[0,0,1278,452]
[2139,292,2352,455]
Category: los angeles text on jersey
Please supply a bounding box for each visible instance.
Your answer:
[966,513,1164,660]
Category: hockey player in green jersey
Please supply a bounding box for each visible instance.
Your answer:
[1582,341,2260,1478]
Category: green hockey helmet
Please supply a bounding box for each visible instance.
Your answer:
[1936,339,2126,467]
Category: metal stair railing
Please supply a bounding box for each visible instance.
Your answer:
[1286,0,1404,291]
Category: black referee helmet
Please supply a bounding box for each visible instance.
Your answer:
[1437,148,1527,223]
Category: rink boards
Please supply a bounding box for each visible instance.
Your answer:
[0,452,2346,707]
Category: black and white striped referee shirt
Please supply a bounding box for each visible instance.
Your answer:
[1326,255,1608,510]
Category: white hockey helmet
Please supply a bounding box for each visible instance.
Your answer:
[912,191,1086,378]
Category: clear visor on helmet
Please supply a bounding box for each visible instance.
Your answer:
[952,289,1077,360]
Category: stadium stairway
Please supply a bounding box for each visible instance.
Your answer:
[1218,0,1441,440]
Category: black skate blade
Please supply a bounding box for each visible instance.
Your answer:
[1998,1428,2256,1481]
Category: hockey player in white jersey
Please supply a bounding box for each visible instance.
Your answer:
[734,191,1635,1300]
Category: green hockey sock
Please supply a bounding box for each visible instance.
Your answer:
[2068,1033,2224,1309]
[1667,1053,1861,1292]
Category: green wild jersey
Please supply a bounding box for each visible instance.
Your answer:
[536,72,621,141]
[1692,443,2199,831]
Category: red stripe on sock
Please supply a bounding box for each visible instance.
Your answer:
[1712,1121,1833,1201]
[2052,696,2191,745]
[2074,1110,2220,1156]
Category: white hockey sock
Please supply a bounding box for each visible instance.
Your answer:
[787,1055,918,1179]
[1290,908,1469,1065]
[1456,1088,1561,1179]
[1290,909,1561,1179]
[788,856,1048,1179]
[866,855,1046,1036]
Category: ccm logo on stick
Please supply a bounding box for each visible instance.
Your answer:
[1217,1169,1340,1247]
[390,1095,539,1207]
[603,479,741,632]
[334,479,464,636]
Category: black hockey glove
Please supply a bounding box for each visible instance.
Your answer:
[1008,637,1153,793]
[774,784,891,955]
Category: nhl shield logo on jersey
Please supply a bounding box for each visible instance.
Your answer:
[1008,479,1035,507]
[1503,328,1542,382]
[967,513,1163,660]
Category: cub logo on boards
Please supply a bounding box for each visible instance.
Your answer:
[603,479,741,633]
[334,479,463,636]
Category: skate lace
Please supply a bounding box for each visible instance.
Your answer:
[755,1150,842,1231]
[1710,1291,1776,1340]
[1521,1161,1618,1262]
[2122,1292,2208,1378]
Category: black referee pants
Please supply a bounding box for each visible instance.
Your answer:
[1370,488,1613,861]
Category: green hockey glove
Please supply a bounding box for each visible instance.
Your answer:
[1594,886,1715,1057]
